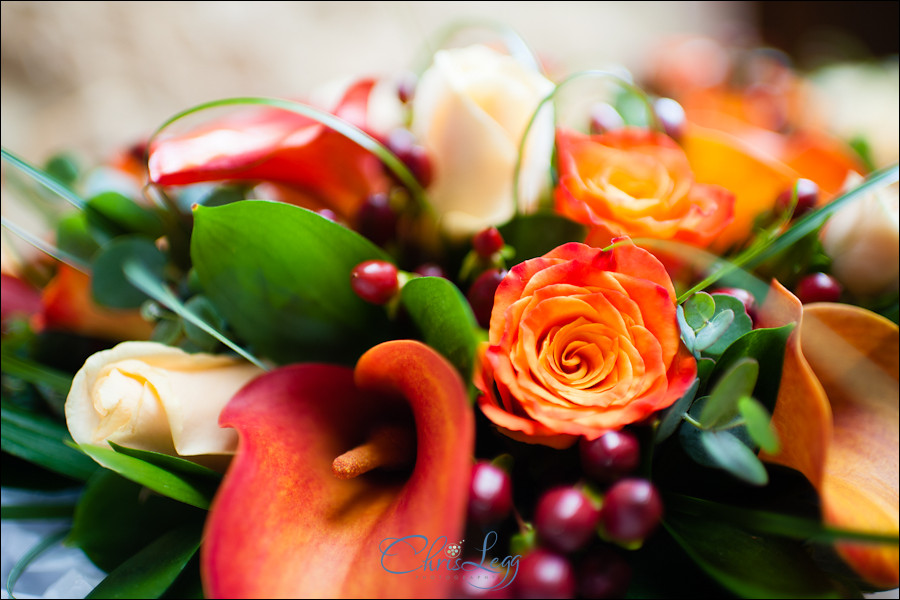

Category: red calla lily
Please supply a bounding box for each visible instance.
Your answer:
[202,339,475,599]
[148,79,390,220]
[1,272,42,325]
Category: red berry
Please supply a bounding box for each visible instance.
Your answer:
[396,71,417,104]
[795,272,842,304]
[356,193,398,247]
[589,102,625,135]
[535,487,601,554]
[414,263,448,279]
[350,260,399,305]
[468,461,513,526]
[599,478,663,545]
[710,287,758,324]
[577,547,632,599]
[316,208,339,223]
[579,431,641,483]
[653,97,686,140]
[386,128,434,187]
[515,549,576,600]
[776,178,819,218]
[472,227,505,258]
[468,269,507,329]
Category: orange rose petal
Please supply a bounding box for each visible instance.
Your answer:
[780,131,866,200]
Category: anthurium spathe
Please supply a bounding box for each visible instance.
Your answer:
[147,80,390,221]
[202,339,475,599]
[758,283,899,589]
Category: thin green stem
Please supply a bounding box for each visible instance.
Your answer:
[1,148,86,210]
[1,216,91,274]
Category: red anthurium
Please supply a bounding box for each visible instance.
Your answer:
[202,340,475,599]
[148,79,390,220]
[1,272,42,326]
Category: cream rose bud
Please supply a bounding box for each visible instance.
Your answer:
[66,341,264,457]
[820,176,900,298]
[411,44,556,238]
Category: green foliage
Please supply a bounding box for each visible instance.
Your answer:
[91,236,167,309]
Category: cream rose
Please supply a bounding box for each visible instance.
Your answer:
[820,175,899,298]
[66,341,264,457]
[411,44,555,237]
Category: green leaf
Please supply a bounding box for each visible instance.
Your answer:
[73,443,213,509]
[694,308,735,352]
[108,442,222,483]
[654,377,699,444]
[676,304,696,353]
[700,358,759,428]
[739,396,780,454]
[700,429,769,486]
[1,147,86,210]
[86,191,165,238]
[85,522,202,599]
[498,213,586,262]
[0,348,74,395]
[713,323,794,412]
[400,276,481,384]
[191,201,393,365]
[43,152,81,187]
[6,529,70,599]
[181,295,226,350]
[1,399,99,481]
[684,292,716,330]
[91,235,167,309]
[703,294,754,357]
[56,212,101,262]
[664,509,845,598]
[68,470,203,573]
[1,503,76,519]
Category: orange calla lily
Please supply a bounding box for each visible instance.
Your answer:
[202,339,475,599]
[758,282,899,589]
[147,79,390,221]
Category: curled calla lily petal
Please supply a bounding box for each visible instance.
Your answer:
[148,79,390,220]
[202,339,474,599]
[759,283,899,589]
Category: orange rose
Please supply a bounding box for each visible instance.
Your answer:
[475,240,697,448]
[554,128,734,248]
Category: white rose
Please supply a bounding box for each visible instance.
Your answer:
[820,175,899,298]
[66,341,264,457]
[411,44,556,238]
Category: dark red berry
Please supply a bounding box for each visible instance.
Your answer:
[599,478,663,545]
[473,227,505,258]
[515,549,576,600]
[535,487,601,554]
[579,431,641,483]
[350,260,399,305]
[577,547,632,599]
[386,128,434,187]
[454,564,513,598]
[776,178,819,218]
[396,71,418,104]
[589,102,625,135]
[710,287,758,324]
[468,269,507,329]
[653,97,686,140]
[795,272,842,304]
[414,263,448,279]
[356,193,398,247]
[468,461,513,526]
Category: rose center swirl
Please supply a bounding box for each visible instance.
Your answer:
[538,319,620,390]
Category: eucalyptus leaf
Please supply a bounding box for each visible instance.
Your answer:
[91,235,167,309]
[676,304,696,353]
[694,308,735,352]
[700,358,759,429]
[655,378,699,444]
[56,212,101,262]
[703,294,753,357]
[85,522,202,599]
[400,276,480,384]
[739,397,780,454]
[700,429,769,486]
[684,292,716,330]
[181,295,226,350]
[191,201,393,365]
[86,191,165,238]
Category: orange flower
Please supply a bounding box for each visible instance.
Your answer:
[554,128,735,249]
[475,240,697,448]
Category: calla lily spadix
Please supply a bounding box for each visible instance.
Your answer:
[202,340,475,599]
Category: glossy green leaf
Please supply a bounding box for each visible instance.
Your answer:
[56,212,101,262]
[86,191,165,238]
[400,276,480,384]
[1,399,98,481]
[69,469,203,573]
[0,348,73,395]
[700,429,768,486]
[108,442,222,483]
[498,213,587,262]
[85,522,202,599]
[191,200,392,365]
[91,235,167,309]
[739,396,780,454]
[700,358,759,428]
[684,292,716,330]
[713,323,794,412]
[73,443,213,509]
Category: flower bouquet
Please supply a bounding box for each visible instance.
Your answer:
[1,20,898,600]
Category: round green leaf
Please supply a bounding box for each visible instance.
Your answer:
[91,236,167,309]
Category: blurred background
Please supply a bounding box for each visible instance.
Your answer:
[2,1,896,165]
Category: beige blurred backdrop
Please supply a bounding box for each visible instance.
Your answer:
[1,1,752,163]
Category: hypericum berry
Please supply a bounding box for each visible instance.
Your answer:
[385,128,434,187]
[350,260,399,305]
[710,287,758,324]
[599,478,663,545]
[589,102,625,135]
[414,263,448,279]
[534,486,601,554]
[472,227,505,258]
[579,431,641,483]
[653,97,686,140]
[795,272,842,304]
[577,547,632,599]
[396,71,418,104]
[514,549,576,600]
[468,461,513,526]
[776,178,819,218]
[468,269,507,329]
[356,193,398,247]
